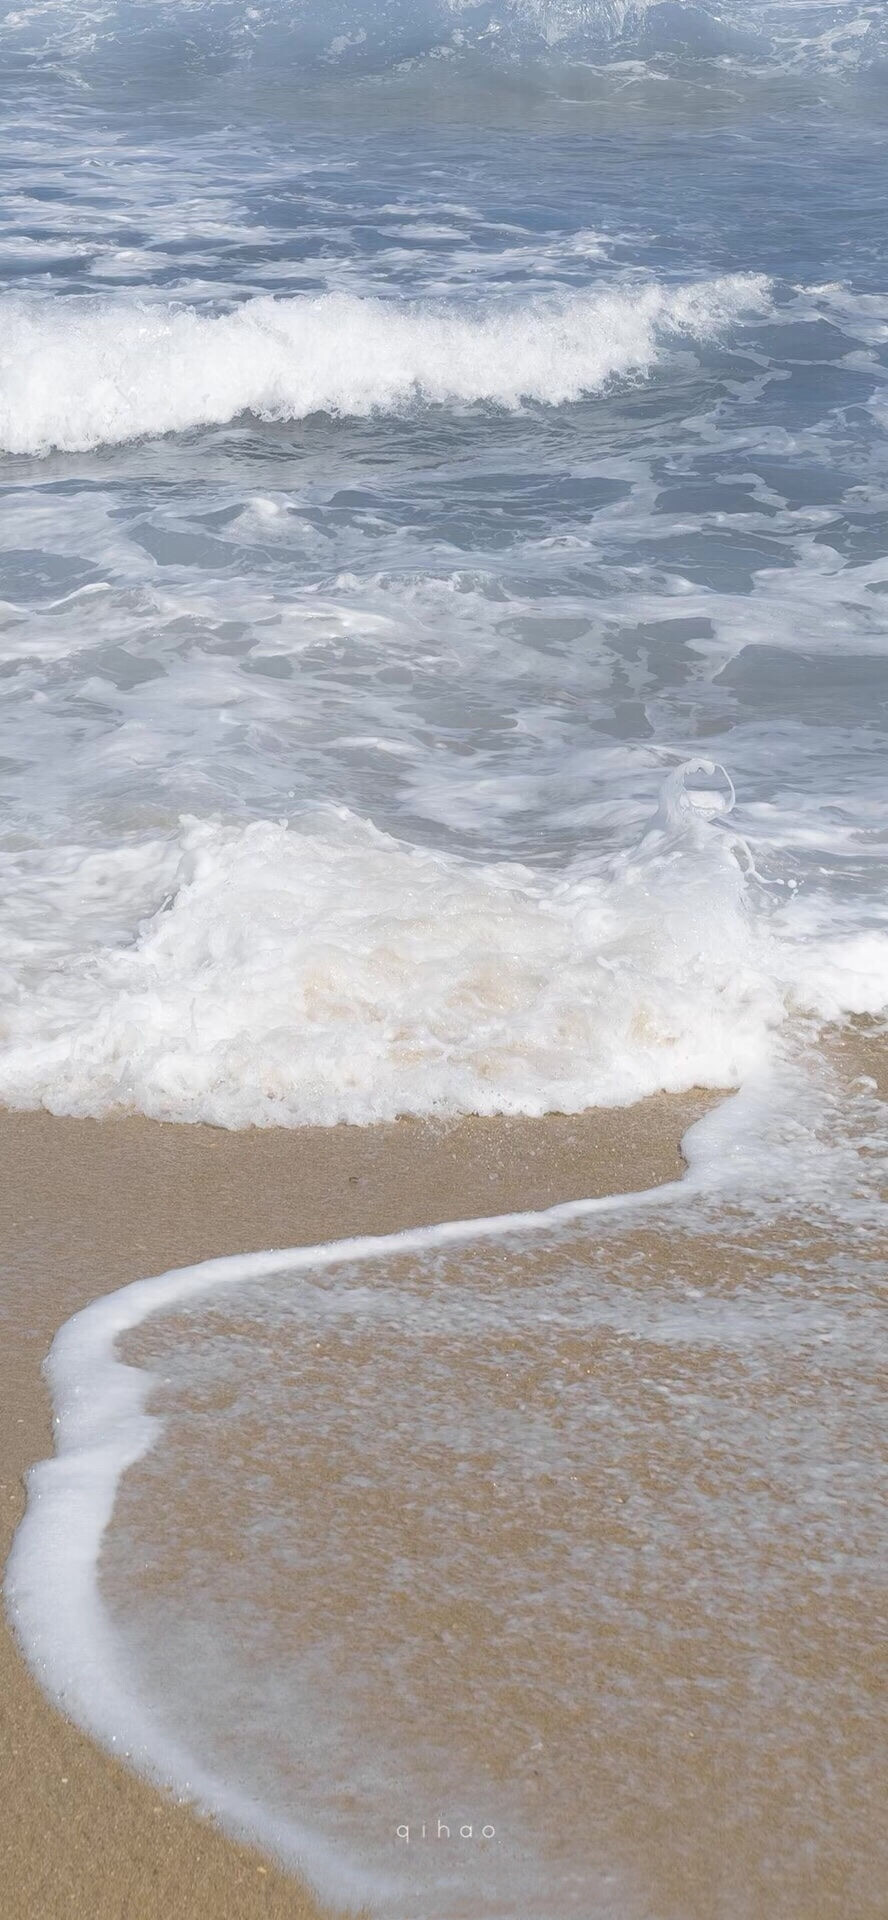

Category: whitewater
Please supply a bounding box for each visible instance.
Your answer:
[0,275,768,454]
[0,0,886,1913]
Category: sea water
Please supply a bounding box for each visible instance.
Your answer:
[1,2,886,1913]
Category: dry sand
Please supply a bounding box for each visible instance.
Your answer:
[0,1093,707,1920]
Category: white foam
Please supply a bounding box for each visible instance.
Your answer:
[0,274,769,455]
[6,1033,883,1906]
[1,758,884,1130]
[0,762,793,1127]
[3,1157,694,1906]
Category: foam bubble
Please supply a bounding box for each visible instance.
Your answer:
[0,274,769,455]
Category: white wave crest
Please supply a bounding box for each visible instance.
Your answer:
[0,765,787,1127]
[0,274,769,455]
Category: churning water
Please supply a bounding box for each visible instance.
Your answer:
[0,0,886,1125]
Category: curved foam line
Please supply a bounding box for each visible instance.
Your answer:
[3,1149,704,1905]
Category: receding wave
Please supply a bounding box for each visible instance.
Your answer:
[0,274,768,455]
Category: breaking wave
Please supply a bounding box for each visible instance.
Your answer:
[0,763,786,1127]
[1,761,884,1131]
[0,274,768,455]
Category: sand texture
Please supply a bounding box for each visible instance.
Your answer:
[0,1096,705,1920]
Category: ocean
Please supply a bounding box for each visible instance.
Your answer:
[1,2,886,1914]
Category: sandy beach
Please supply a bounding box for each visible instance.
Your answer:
[0,1093,706,1920]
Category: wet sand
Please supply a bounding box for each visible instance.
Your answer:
[0,1093,707,1920]
[110,1063,887,1920]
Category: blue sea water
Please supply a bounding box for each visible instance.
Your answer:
[0,0,885,1123]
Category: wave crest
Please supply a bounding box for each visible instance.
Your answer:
[0,274,769,455]
[0,768,787,1127]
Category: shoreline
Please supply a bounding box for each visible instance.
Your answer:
[0,1092,710,1920]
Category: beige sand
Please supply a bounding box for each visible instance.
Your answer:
[111,1045,887,1920]
[0,1094,706,1920]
